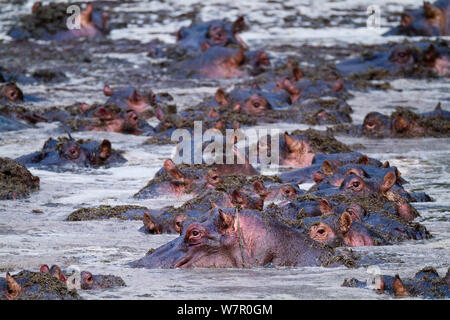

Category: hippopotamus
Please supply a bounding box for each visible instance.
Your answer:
[306,206,388,247]
[176,17,248,53]
[343,266,450,298]
[131,208,355,268]
[173,46,270,79]
[8,2,109,41]
[39,264,125,291]
[15,136,126,170]
[336,41,450,78]
[102,85,157,115]
[0,157,40,200]
[384,0,450,37]
[212,81,352,124]
[0,270,81,300]
[361,105,450,138]
[134,159,258,199]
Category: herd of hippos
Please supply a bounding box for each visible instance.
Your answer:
[0,1,450,299]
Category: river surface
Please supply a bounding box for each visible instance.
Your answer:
[0,0,449,299]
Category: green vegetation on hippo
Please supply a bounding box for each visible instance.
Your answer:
[66,205,149,221]
[291,129,352,154]
[0,157,39,200]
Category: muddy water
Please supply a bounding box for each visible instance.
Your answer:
[0,0,449,299]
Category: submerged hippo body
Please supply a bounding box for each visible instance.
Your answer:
[384,0,450,37]
[343,267,450,298]
[8,2,109,41]
[131,208,354,268]
[175,47,270,79]
[336,42,450,77]
[0,271,81,300]
[0,157,40,200]
[15,137,126,169]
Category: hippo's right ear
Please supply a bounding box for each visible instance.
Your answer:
[321,160,334,175]
[383,161,390,168]
[393,275,410,297]
[253,181,267,195]
[215,88,229,106]
[103,85,113,97]
[356,155,369,165]
[164,159,185,182]
[143,212,156,231]
[319,199,333,216]
[381,171,396,193]
[40,264,50,273]
[32,2,42,14]
[292,67,303,82]
[5,272,21,300]
[201,42,211,52]
[232,16,246,34]
[423,2,441,18]
[339,211,353,234]
[400,13,413,27]
[99,140,112,159]
[218,209,235,231]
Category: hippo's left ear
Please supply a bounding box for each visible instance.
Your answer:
[5,272,21,300]
[232,16,246,34]
[231,190,245,206]
[218,209,235,231]
[423,2,441,18]
[393,275,409,297]
[99,140,112,159]
[215,88,228,105]
[253,181,267,196]
[103,85,113,97]
[356,155,369,165]
[400,13,413,27]
[381,171,396,193]
[424,44,438,63]
[319,199,333,216]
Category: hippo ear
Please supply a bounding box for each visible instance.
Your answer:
[444,268,450,285]
[281,79,301,103]
[164,159,184,182]
[381,171,396,193]
[99,140,112,159]
[143,212,156,231]
[332,78,344,92]
[383,161,390,168]
[255,199,264,211]
[339,211,353,234]
[176,27,184,41]
[155,108,165,121]
[356,155,369,165]
[423,1,440,18]
[129,90,141,103]
[230,49,245,65]
[80,2,94,23]
[174,215,187,234]
[218,209,234,230]
[201,42,211,52]
[400,13,413,27]
[80,103,90,113]
[96,106,112,119]
[5,272,21,300]
[292,67,303,82]
[319,199,333,215]
[284,132,296,151]
[424,44,438,63]
[253,181,266,195]
[40,265,50,273]
[313,171,326,183]
[256,51,270,66]
[103,85,113,97]
[393,115,408,132]
[232,16,246,34]
[434,102,442,111]
[32,2,42,14]
[321,160,334,175]
[215,88,228,106]
[231,190,245,205]
[393,275,410,297]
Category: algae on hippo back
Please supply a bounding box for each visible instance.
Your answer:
[0,157,40,200]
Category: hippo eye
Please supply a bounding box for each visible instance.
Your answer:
[317,228,325,234]
[191,230,199,237]
[352,181,360,188]
[365,121,376,129]
[253,101,261,108]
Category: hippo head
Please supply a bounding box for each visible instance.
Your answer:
[314,161,369,187]
[339,171,397,197]
[362,112,392,137]
[279,132,316,167]
[177,17,248,52]
[0,82,24,103]
[422,44,449,77]
[215,88,272,116]
[397,2,446,36]
[103,86,155,114]
[79,271,125,290]
[308,205,375,247]
[253,181,301,202]
[133,208,269,268]
[142,211,188,235]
